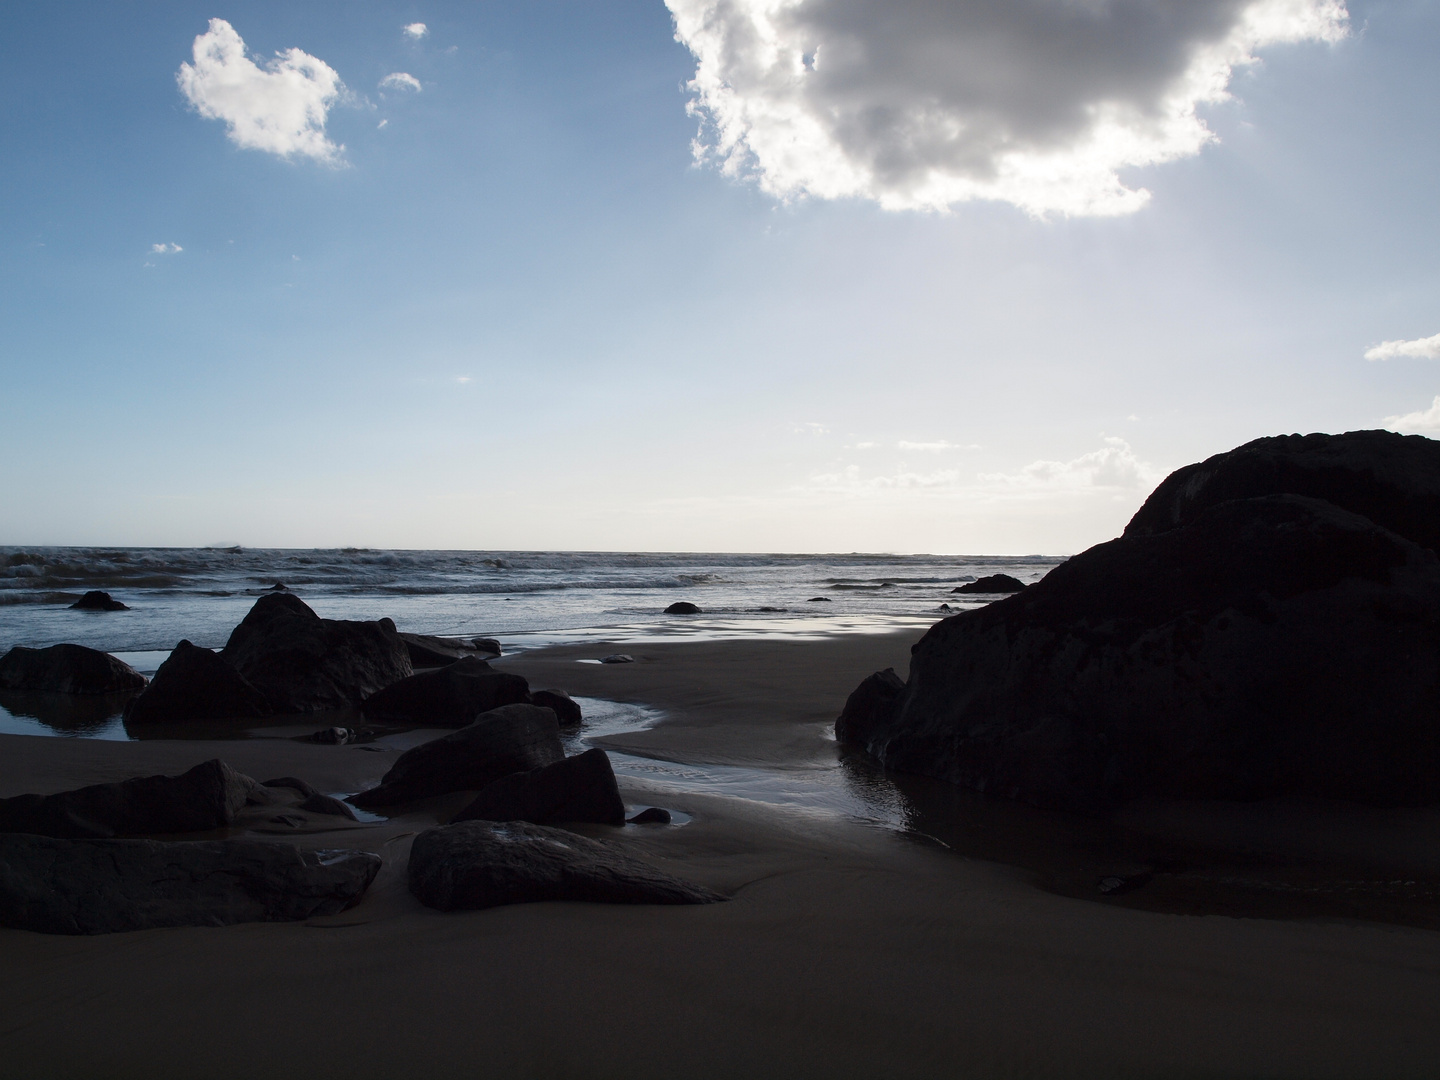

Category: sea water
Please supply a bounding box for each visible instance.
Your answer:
[0,547,1061,654]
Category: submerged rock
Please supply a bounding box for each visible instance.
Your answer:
[0,644,146,695]
[407,819,723,911]
[665,602,701,615]
[452,748,625,827]
[951,574,1027,594]
[124,640,270,724]
[627,807,672,825]
[0,759,252,839]
[360,656,530,727]
[69,591,128,611]
[807,596,832,602]
[600,654,634,664]
[221,593,413,712]
[351,703,563,808]
[841,431,1440,811]
[530,689,582,727]
[0,835,380,934]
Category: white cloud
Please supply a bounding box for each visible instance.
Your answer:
[812,464,965,489]
[177,19,346,164]
[380,72,422,92]
[982,437,1155,490]
[1384,396,1440,433]
[377,119,389,129]
[794,421,829,435]
[150,242,182,254]
[403,23,429,40]
[1365,332,1440,361]
[897,440,979,452]
[666,0,1347,217]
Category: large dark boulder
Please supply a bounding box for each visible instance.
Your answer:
[841,432,1440,812]
[0,835,380,934]
[951,574,1027,594]
[834,668,906,749]
[360,656,530,727]
[665,601,701,615]
[0,644,146,695]
[1127,430,1440,552]
[350,703,564,808]
[452,748,625,827]
[69,591,128,611]
[124,640,270,724]
[530,689,582,727]
[221,593,412,712]
[407,819,723,910]
[0,759,253,839]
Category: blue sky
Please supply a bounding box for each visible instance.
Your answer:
[2,0,1438,553]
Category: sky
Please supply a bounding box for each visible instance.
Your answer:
[2,0,1438,554]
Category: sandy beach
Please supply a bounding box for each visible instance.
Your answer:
[3,630,1440,1079]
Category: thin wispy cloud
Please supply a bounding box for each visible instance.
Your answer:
[150,242,182,254]
[1365,332,1440,361]
[177,19,346,165]
[1384,396,1440,433]
[403,23,429,40]
[794,422,829,435]
[667,0,1348,217]
[380,72,422,92]
[897,440,979,452]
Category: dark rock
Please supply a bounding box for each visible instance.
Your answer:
[835,668,906,750]
[0,834,380,934]
[407,819,723,910]
[259,777,357,820]
[951,574,1027,594]
[69,590,128,611]
[530,689,582,727]
[844,442,1440,811]
[265,583,289,591]
[221,593,413,712]
[351,703,563,808]
[360,656,530,727]
[296,726,353,745]
[0,759,252,839]
[399,632,497,669]
[471,638,502,657]
[807,597,832,602]
[0,644,146,695]
[937,603,952,612]
[1126,430,1440,553]
[665,602,701,615]
[452,748,625,826]
[628,807,672,825]
[600,654,634,664]
[124,640,270,724]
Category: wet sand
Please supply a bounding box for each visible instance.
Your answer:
[3,631,1440,1078]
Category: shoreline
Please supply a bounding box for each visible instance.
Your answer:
[3,632,1440,1076]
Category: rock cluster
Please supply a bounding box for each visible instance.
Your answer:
[839,431,1440,811]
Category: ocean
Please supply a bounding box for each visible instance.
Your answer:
[0,546,1061,656]
[0,546,1061,747]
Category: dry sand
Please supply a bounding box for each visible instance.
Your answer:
[3,631,1440,1079]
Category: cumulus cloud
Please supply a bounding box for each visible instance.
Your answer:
[150,242,182,254]
[403,23,429,39]
[1384,397,1440,434]
[380,72,422,92]
[666,0,1348,216]
[982,437,1155,489]
[1365,332,1440,361]
[177,19,346,164]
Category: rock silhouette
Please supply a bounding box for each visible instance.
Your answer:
[351,703,564,808]
[452,748,625,827]
[0,644,146,695]
[125,640,270,724]
[360,656,530,727]
[840,431,1440,811]
[951,574,1026,594]
[69,591,128,611]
